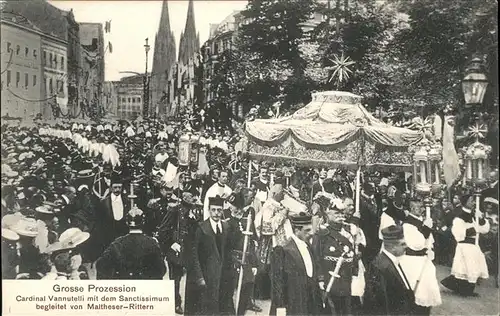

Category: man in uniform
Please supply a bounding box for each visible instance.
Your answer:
[312,198,356,315]
[223,190,261,315]
[96,207,166,279]
[270,212,320,316]
[157,192,199,314]
[146,184,176,236]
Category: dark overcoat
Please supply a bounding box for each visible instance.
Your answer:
[270,238,321,316]
[185,219,229,316]
[95,232,166,279]
[86,194,130,262]
[363,251,415,315]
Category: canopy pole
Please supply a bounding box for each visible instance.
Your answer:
[355,166,361,215]
[247,160,252,188]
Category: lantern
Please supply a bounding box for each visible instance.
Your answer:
[428,144,442,193]
[462,57,488,108]
[189,134,200,166]
[413,145,431,194]
[178,133,200,167]
[466,141,492,187]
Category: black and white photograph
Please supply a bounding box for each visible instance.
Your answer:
[1,0,498,315]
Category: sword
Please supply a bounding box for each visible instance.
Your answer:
[322,250,348,308]
[235,211,253,315]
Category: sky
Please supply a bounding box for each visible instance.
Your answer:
[49,0,248,81]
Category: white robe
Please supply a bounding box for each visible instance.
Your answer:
[400,217,442,307]
[450,214,490,283]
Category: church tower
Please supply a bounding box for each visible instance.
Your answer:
[151,0,176,116]
[178,0,200,64]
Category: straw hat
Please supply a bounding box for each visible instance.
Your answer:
[11,217,39,237]
[2,228,20,241]
[45,228,90,254]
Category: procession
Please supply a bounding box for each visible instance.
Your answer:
[1,0,499,315]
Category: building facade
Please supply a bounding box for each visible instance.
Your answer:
[41,35,68,119]
[102,81,117,117]
[79,22,105,118]
[3,0,76,120]
[65,10,81,117]
[113,75,145,120]
[0,16,43,119]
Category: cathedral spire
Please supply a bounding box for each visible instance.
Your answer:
[152,0,177,116]
[178,0,200,64]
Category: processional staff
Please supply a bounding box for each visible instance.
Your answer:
[235,210,253,315]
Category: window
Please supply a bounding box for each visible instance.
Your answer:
[16,45,20,55]
[43,51,47,65]
[33,49,37,59]
[24,73,28,89]
[33,75,37,86]
[6,42,11,52]
[61,56,64,70]
[6,70,11,86]
[25,47,29,57]
[128,97,131,103]
[138,97,141,103]
[49,53,53,67]
[16,72,20,88]
[54,55,58,69]
[49,78,53,94]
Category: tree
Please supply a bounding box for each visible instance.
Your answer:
[235,0,316,113]
[390,0,498,116]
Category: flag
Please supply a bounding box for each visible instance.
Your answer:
[108,42,113,53]
[105,20,111,33]
[433,114,442,141]
[442,116,461,188]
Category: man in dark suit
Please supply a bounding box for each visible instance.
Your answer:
[185,196,230,316]
[363,225,415,315]
[270,212,320,316]
[96,207,166,279]
[88,173,130,264]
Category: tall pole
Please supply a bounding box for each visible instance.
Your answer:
[143,38,151,118]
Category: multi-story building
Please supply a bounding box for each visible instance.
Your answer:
[200,10,244,118]
[102,81,118,118]
[79,22,105,118]
[3,0,76,119]
[1,12,43,119]
[41,34,68,118]
[113,75,145,120]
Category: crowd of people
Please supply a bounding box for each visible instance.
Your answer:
[1,118,499,316]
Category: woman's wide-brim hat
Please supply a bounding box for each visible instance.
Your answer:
[11,217,39,237]
[45,227,90,254]
[2,228,20,241]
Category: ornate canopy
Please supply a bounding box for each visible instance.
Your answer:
[244,91,423,170]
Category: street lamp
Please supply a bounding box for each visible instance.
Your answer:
[143,38,151,118]
[461,55,490,245]
[462,56,488,108]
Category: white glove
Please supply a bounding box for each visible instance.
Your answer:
[276,308,287,316]
[252,268,258,276]
[319,281,325,290]
[171,242,181,253]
